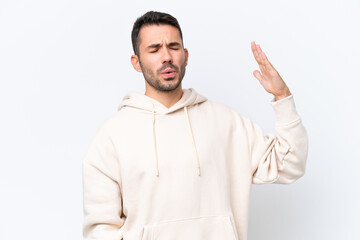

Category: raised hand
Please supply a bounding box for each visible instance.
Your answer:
[251,41,291,101]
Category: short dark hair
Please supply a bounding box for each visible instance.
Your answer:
[131,11,184,56]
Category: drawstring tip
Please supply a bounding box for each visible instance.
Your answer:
[155,168,159,177]
[197,167,201,176]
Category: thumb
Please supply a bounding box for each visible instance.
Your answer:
[253,70,263,82]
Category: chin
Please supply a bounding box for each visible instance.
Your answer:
[164,77,176,81]
[162,80,181,91]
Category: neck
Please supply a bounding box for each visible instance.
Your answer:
[144,84,183,108]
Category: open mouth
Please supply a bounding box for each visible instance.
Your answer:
[161,69,176,78]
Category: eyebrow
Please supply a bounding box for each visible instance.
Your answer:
[146,42,181,50]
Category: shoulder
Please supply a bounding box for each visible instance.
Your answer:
[92,111,125,138]
[200,99,235,114]
[202,100,250,119]
[198,100,254,128]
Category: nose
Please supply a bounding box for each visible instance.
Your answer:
[161,47,173,64]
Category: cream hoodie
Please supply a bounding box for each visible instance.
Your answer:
[82,88,308,240]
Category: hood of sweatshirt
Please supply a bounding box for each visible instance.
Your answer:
[117,88,207,114]
[117,88,208,177]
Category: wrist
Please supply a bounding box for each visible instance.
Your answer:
[274,89,291,101]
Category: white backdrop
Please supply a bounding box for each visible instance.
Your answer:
[0,0,359,239]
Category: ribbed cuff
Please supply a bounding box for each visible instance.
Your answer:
[269,94,301,125]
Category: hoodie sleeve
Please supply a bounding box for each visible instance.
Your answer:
[82,124,125,239]
[247,94,309,184]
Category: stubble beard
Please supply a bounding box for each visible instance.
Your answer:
[139,59,186,92]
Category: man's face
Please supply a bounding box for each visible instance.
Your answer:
[131,24,189,92]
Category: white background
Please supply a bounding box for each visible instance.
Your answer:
[0,0,359,239]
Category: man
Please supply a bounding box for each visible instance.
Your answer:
[82,11,308,240]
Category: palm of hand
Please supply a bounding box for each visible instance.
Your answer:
[251,41,291,100]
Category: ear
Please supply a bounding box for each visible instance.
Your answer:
[131,54,142,72]
[184,48,189,66]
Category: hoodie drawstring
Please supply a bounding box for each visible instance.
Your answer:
[152,102,160,176]
[151,103,201,177]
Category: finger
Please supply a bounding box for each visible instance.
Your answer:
[251,41,255,50]
[253,70,263,82]
[253,43,263,64]
[251,42,264,66]
[258,46,269,65]
[257,45,274,70]
[251,41,259,60]
[258,45,268,67]
[256,44,266,64]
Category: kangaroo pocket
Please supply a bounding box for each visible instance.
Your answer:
[141,215,237,240]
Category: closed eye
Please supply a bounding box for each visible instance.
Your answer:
[147,42,181,53]
[150,47,179,53]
